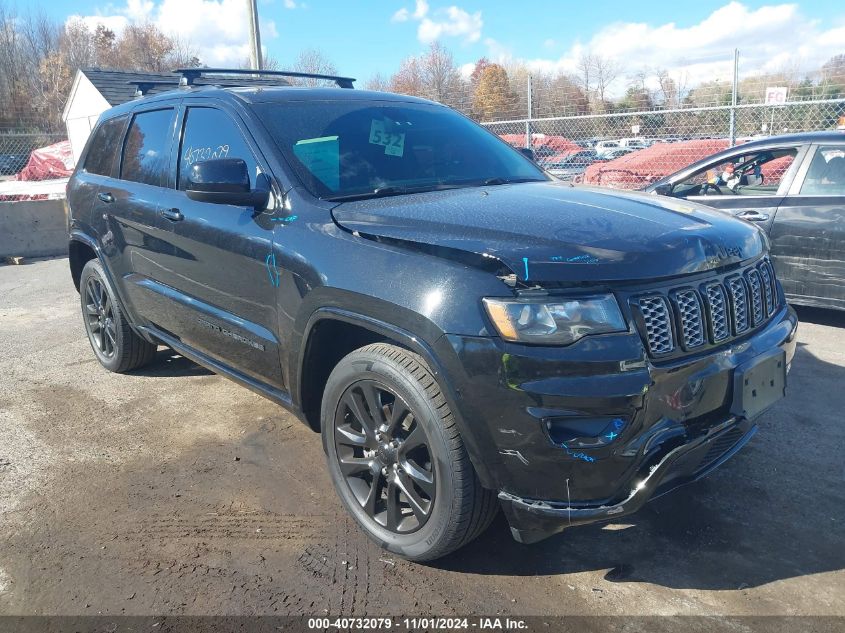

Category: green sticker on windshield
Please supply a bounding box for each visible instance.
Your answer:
[369,119,405,157]
[293,135,339,191]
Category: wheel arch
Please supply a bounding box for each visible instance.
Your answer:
[68,235,99,292]
[68,230,153,344]
[296,307,495,488]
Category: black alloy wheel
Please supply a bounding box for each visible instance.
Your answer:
[333,379,436,533]
[78,258,157,373]
[84,276,117,359]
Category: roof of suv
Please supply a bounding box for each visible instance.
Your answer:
[101,85,437,120]
[732,131,845,147]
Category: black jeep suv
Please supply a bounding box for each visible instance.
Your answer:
[66,69,798,561]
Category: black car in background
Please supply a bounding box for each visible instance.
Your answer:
[66,69,797,560]
[648,132,845,311]
[541,149,601,181]
[0,153,28,175]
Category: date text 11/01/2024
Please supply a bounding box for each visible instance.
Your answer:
[307,617,529,630]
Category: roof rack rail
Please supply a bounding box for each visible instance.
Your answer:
[128,79,181,97]
[173,68,357,89]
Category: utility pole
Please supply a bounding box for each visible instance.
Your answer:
[525,74,532,149]
[729,48,739,147]
[246,0,262,70]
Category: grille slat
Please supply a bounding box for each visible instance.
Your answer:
[746,269,765,325]
[704,283,730,342]
[726,276,750,334]
[759,261,776,314]
[673,289,705,349]
[637,296,674,355]
[633,258,778,359]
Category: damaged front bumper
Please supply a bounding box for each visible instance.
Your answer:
[499,415,756,544]
[434,298,798,545]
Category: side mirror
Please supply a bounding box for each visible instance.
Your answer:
[519,147,536,162]
[652,183,673,196]
[186,158,269,209]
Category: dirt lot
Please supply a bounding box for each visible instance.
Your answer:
[1,257,843,619]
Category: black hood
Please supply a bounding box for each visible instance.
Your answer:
[331,181,765,283]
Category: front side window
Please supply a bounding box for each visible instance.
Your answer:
[120,109,175,187]
[253,101,547,200]
[674,148,797,197]
[178,107,260,191]
[84,115,127,176]
[800,146,845,195]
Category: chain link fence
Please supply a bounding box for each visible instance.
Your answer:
[481,99,845,189]
[0,130,67,177]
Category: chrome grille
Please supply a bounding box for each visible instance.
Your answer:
[637,296,674,355]
[673,289,705,349]
[746,269,765,326]
[632,258,778,358]
[726,276,749,333]
[704,283,730,342]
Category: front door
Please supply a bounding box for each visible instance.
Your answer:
[770,143,845,309]
[671,145,806,235]
[151,102,284,388]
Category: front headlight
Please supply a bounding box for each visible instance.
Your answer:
[482,295,626,345]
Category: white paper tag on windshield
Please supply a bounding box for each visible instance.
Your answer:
[369,119,405,157]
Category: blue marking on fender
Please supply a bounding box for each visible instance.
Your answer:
[270,215,298,224]
[550,254,600,264]
[265,252,280,287]
[560,442,596,463]
[522,257,529,280]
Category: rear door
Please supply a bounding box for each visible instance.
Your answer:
[68,114,129,237]
[150,101,283,388]
[97,104,179,323]
[769,143,845,309]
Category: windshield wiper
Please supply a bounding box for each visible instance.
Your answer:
[326,183,467,202]
[482,177,546,186]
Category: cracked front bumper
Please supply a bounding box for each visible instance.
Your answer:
[499,416,757,543]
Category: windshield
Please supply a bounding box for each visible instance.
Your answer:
[253,100,548,200]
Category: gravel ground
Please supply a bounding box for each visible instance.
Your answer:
[0,257,843,619]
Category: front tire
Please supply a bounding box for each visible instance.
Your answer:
[79,259,157,373]
[321,343,498,561]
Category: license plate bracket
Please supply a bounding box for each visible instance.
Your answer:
[730,350,787,420]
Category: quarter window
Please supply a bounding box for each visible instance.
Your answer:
[120,109,175,187]
[178,107,259,191]
[800,146,845,195]
[83,115,127,176]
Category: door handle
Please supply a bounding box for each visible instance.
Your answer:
[97,192,114,203]
[737,210,769,222]
[160,208,184,222]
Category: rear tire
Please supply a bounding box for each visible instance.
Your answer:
[321,343,498,561]
[79,259,157,373]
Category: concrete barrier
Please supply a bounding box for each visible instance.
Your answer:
[0,198,68,259]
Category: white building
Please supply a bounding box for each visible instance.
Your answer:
[62,68,286,165]
[62,68,185,165]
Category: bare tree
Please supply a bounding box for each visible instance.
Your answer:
[364,72,390,91]
[390,55,425,97]
[592,54,622,110]
[290,48,338,85]
[419,41,460,104]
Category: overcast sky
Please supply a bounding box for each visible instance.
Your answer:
[35,0,845,86]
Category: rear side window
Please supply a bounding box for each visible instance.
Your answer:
[800,146,845,195]
[83,115,127,176]
[178,107,259,191]
[120,109,175,187]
